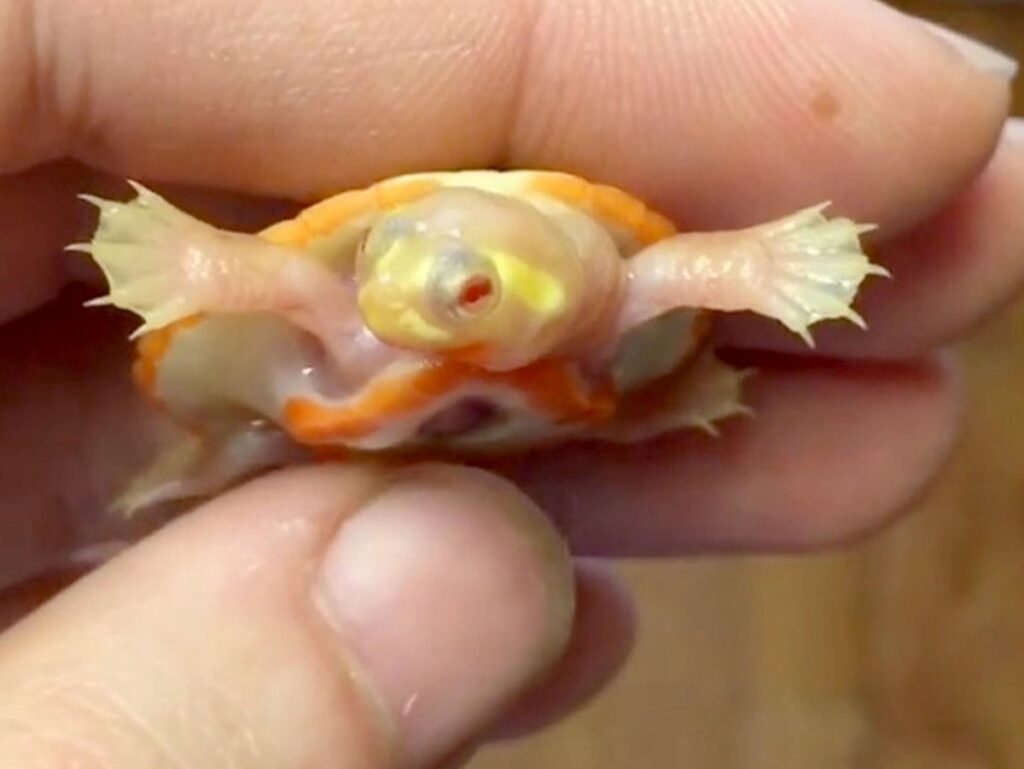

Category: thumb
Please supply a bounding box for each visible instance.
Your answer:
[0,464,575,768]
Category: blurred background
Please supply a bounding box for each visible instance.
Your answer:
[478,4,1024,768]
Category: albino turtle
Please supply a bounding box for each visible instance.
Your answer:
[74,170,885,512]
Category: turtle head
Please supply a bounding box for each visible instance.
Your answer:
[356,187,581,370]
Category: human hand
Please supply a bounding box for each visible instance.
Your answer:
[0,1,1020,766]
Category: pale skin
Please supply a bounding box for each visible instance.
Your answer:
[0,1,1022,768]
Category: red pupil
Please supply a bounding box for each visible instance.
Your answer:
[458,277,493,308]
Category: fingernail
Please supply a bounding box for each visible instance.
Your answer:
[1002,117,1024,145]
[917,20,1019,80]
[314,467,573,768]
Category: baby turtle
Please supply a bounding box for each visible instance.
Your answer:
[74,170,885,512]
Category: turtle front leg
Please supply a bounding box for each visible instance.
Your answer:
[618,204,886,345]
[72,183,362,344]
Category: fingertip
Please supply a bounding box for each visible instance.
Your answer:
[314,463,575,765]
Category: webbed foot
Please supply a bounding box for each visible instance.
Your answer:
[71,183,215,338]
[747,203,886,345]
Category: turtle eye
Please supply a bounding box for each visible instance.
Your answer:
[452,274,497,315]
[430,246,500,320]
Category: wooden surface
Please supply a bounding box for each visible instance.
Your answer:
[476,4,1024,768]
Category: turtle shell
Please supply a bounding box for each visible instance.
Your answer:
[257,170,678,257]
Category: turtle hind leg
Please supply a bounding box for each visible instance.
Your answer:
[113,425,308,517]
[594,349,753,443]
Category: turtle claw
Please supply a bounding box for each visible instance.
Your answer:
[845,307,867,329]
[868,263,893,278]
[78,193,113,210]
[695,418,720,437]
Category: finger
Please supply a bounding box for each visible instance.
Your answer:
[0,538,631,769]
[0,0,1010,230]
[717,119,1024,358]
[0,553,635,749]
[0,464,575,769]
[499,354,960,556]
[488,560,636,742]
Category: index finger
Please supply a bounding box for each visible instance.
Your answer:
[0,0,1011,227]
